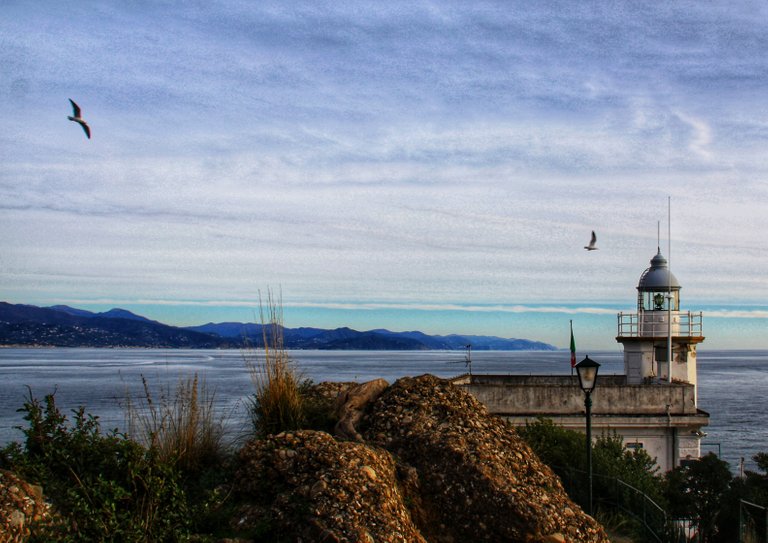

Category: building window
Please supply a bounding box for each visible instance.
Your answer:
[626,442,644,451]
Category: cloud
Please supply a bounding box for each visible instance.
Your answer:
[48,298,623,315]
[704,309,768,319]
[673,110,713,158]
[3,1,768,340]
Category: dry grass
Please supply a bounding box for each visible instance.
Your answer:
[125,372,225,473]
[246,289,305,437]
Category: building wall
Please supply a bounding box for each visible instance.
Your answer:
[623,344,654,384]
[452,374,709,472]
[456,375,698,416]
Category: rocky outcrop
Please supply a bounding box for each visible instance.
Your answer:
[235,431,427,542]
[234,375,609,542]
[364,375,607,542]
[334,378,389,441]
[0,470,51,543]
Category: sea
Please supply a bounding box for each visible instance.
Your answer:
[0,348,765,473]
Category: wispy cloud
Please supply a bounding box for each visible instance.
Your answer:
[673,110,713,159]
[704,309,768,319]
[54,297,768,320]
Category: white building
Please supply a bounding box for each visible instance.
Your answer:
[453,249,709,472]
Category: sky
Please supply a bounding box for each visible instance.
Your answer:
[2,1,768,350]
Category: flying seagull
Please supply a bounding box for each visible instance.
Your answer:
[67,99,90,139]
[584,230,598,251]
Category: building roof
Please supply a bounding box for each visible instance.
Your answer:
[637,249,680,290]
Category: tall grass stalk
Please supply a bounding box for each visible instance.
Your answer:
[246,289,305,436]
[125,372,225,473]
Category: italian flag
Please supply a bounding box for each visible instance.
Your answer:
[570,320,576,368]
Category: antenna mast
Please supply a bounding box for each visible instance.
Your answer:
[657,221,660,252]
[667,197,672,383]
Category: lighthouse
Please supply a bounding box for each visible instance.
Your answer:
[453,247,710,471]
[617,249,705,400]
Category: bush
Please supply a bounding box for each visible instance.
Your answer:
[125,372,227,475]
[246,290,305,437]
[518,417,665,536]
[663,453,733,542]
[1,390,191,542]
[518,418,662,498]
[517,418,585,470]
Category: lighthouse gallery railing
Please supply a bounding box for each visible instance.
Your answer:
[617,311,703,338]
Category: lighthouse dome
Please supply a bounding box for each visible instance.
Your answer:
[637,249,680,291]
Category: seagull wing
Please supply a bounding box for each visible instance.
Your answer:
[80,121,91,139]
[584,230,598,250]
[69,98,81,118]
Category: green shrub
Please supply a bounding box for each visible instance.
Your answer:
[517,417,665,517]
[517,418,585,470]
[663,453,733,542]
[1,390,191,542]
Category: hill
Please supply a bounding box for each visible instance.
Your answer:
[0,302,557,350]
[0,302,225,348]
[187,322,556,351]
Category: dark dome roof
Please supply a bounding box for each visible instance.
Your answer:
[637,249,680,290]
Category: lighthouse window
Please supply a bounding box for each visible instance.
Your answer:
[643,291,667,310]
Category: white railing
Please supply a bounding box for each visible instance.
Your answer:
[617,311,703,338]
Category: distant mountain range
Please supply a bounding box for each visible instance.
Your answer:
[0,302,557,351]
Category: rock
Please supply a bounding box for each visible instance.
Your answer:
[364,375,609,542]
[234,430,427,543]
[310,479,328,499]
[360,465,377,481]
[0,470,54,543]
[334,378,389,441]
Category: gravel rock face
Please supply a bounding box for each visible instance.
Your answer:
[0,470,52,543]
[234,374,609,542]
[363,375,609,543]
[235,430,427,543]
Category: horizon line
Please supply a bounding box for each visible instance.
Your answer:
[19,299,768,320]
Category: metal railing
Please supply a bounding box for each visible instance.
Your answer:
[617,311,703,338]
[554,465,694,542]
[741,500,768,543]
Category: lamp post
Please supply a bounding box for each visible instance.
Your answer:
[575,355,600,516]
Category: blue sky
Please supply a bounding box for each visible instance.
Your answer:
[2,2,767,350]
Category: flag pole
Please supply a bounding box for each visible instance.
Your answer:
[570,319,576,376]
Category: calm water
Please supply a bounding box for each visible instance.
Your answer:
[0,348,764,472]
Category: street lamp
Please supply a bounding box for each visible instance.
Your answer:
[575,355,600,516]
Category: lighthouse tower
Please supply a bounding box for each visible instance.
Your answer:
[454,246,709,471]
[617,249,705,397]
